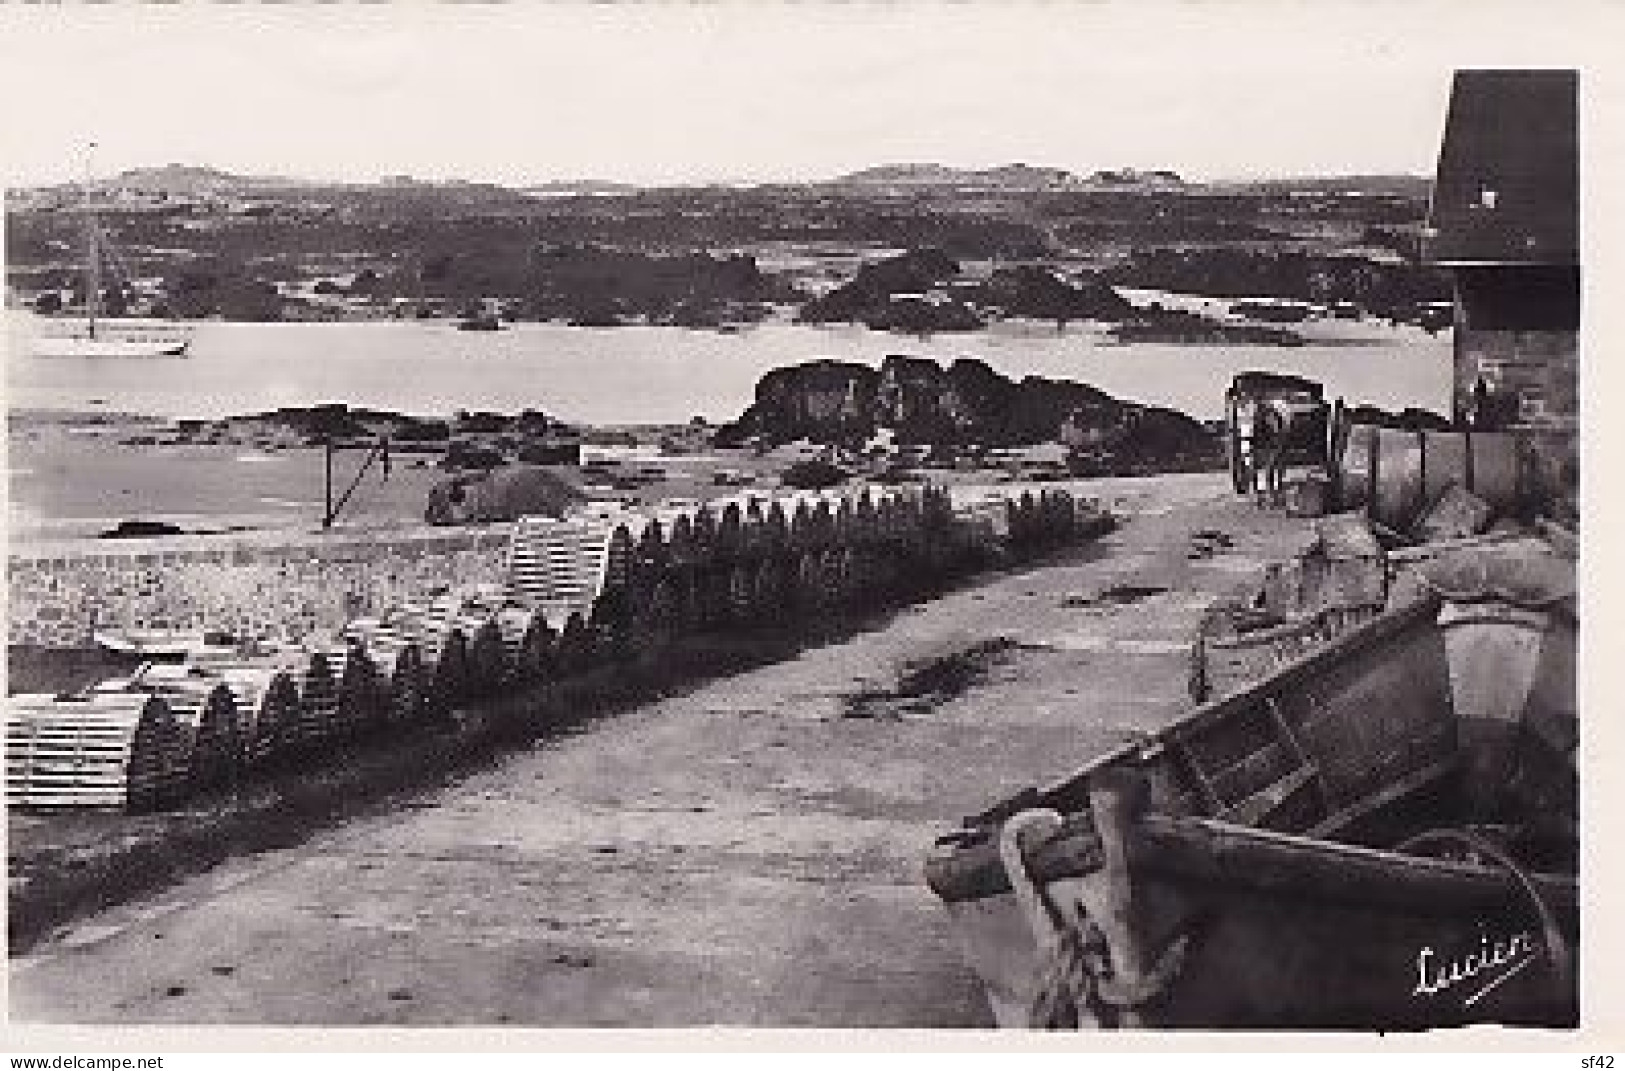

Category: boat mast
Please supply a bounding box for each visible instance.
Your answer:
[82,142,101,340]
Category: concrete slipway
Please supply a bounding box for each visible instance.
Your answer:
[10,472,1316,1027]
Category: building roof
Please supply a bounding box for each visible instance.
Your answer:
[1423,69,1578,266]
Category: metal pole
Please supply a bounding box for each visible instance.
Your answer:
[323,436,335,529]
[83,142,101,338]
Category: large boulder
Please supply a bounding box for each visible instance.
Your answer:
[427,465,585,525]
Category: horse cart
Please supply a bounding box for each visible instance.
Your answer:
[1224,372,1332,499]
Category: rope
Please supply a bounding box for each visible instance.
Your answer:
[1396,826,1573,997]
[998,808,1192,1028]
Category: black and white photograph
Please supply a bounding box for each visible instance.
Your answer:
[0,0,1613,1046]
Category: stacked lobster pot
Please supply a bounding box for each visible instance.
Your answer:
[5,691,191,812]
[340,615,429,728]
[7,480,1108,811]
[202,659,305,772]
[95,662,247,791]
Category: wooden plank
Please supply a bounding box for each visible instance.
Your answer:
[1131,813,1577,918]
[1205,739,1298,805]
[1168,738,1223,813]
[1217,766,1320,828]
[1304,757,1459,840]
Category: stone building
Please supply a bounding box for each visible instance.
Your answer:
[1423,69,1579,433]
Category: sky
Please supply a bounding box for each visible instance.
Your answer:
[0,2,1613,189]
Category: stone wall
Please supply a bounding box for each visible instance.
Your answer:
[8,525,512,649]
[1453,327,1579,431]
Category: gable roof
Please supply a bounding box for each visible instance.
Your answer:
[1423,69,1578,266]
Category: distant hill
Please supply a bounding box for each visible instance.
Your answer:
[1210,174,1432,199]
[826,163,1188,192]
[94,164,310,195]
[827,163,1084,190]
[522,179,643,198]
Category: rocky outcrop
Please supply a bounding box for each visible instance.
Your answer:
[798,252,1133,333]
[718,356,1217,471]
[970,265,1134,322]
[797,249,968,330]
[717,360,881,446]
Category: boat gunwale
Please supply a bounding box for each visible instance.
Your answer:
[927,593,1459,904]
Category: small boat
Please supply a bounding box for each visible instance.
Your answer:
[925,540,1576,1030]
[93,629,240,661]
[33,331,189,358]
[30,149,192,359]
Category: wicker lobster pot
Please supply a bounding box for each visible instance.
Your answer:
[333,642,390,739]
[184,682,245,790]
[603,525,638,595]
[459,615,510,698]
[742,499,769,560]
[201,663,301,768]
[380,640,429,727]
[588,591,634,663]
[491,606,544,687]
[811,499,838,552]
[830,495,855,549]
[723,562,758,626]
[632,520,670,599]
[296,643,364,744]
[751,559,787,623]
[669,573,702,634]
[763,500,791,559]
[100,665,243,794]
[549,607,595,677]
[792,551,827,619]
[289,651,342,751]
[666,514,698,572]
[850,491,879,548]
[420,628,470,717]
[787,500,816,556]
[715,502,745,564]
[124,670,245,792]
[7,693,190,812]
[346,625,428,728]
[689,507,719,569]
[1332,424,1572,532]
[628,579,680,662]
[392,601,472,715]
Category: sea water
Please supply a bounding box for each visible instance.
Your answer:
[6,312,1453,425]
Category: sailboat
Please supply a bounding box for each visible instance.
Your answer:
[30,149,192,358]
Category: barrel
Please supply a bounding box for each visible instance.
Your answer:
[1333,424,1568,533]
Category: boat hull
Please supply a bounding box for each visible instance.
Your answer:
[31,335,189,358]
[927,577,1578,1030]
[942,819,1577,1030]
